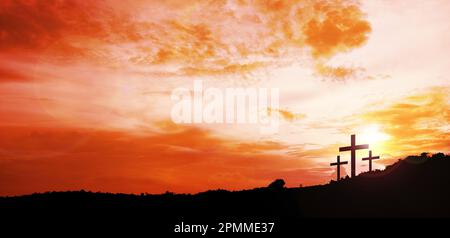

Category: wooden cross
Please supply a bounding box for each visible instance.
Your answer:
[339,134,369,178]
[330,155,348,181]
[362,150,380,172]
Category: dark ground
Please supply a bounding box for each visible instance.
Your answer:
[1,152,449,235]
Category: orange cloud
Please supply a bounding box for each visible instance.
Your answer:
[359,87,450,157]
[268,108,306,122]
[0,1,104,50]
[314,63,364,81]
[0,124,326,196]
[0,66,28,82]
[303,2,371,58]
[181,62,267,76]
[0,0,371,77]
[0,0,376,196]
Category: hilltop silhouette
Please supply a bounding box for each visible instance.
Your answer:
[1,153,449,218]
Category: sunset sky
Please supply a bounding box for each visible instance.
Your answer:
[0,0,449,196]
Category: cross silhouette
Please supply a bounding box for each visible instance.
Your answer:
[362,150,380,172]
[339,134,369,178]
[330,155,348,181]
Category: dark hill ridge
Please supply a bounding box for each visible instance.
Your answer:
[1,153,450,218]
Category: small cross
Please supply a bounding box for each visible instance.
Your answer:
[330,155,348,181]
[362,150,380,172]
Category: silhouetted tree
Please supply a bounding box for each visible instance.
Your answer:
[268,179,285,190]
[420,152,429,158]
[432,152,445,160]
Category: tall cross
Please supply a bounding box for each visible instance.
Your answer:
[362,150,380,172]
[339,134,369,178]
[330,155,348,181]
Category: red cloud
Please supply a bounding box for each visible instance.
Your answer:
[0,0,102,50]
[0,124,329,196]
[0,66,29,82]
[0,0,371,76]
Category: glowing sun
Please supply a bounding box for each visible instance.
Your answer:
[360,125,390,146]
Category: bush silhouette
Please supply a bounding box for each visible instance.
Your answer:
[268,179,285,190]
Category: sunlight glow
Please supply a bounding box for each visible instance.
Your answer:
[360,125,390,146]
